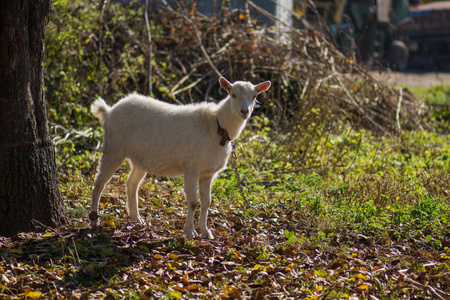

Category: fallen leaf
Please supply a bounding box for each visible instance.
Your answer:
[24,291,42,299]
[10,248,23,254]
[169,253,179,260]
[105,219,115,227]
[174,285,186,293]
[314,269,328,277]
[170,290,182,298]
[358,283,372,291]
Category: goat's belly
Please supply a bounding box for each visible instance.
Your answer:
[129,154,183,177]
[126,142,230,178]
[148,162,183,177]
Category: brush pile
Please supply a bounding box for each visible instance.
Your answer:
[144,0,428,135]
[46,0,430,147]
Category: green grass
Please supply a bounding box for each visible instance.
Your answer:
[408,84,450,105]
[408,84,450,132]
[232,119,449,237]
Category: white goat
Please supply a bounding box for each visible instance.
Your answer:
[90,77,271,239]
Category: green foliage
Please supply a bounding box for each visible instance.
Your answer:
[283,230,297,245]
[408,84,450,105]
[408,84,450,131]
[45,0,151,171]
[222,114,450,240]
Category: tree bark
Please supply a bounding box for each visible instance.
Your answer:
[0,0,68,237]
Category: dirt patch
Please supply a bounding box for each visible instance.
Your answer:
[371,71,450,87]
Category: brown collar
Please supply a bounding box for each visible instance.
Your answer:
[217,120,231,146]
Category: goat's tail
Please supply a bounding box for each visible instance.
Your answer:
[91,97,110,125]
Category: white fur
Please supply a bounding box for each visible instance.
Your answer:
[90,77,271,239]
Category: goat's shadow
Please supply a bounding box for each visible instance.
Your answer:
[0,222,197,293]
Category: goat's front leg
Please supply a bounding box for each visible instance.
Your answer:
[199,175,214,239]
[126,164,147,224]
[183,171,199,239]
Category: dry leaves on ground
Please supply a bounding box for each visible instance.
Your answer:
[1,207,449,299]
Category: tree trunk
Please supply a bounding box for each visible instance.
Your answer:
[0,0,68,237]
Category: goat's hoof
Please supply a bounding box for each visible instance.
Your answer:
[202,229,214,240]
[184,229,198,240]
[130,215,145,225]
[89,211,100,227]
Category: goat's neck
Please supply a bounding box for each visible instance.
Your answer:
[217,97,246,140]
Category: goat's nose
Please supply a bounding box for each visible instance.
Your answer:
[241,109,249,115]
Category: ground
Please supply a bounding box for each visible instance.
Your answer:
[371,71,450,87]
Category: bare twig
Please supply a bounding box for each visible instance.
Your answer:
[31,219,64,239]
[98,0,107,97]
[178,9,223,78]
[404,276,449,300]
[396,87,403,132]
[171,76,204,97]
[144,0,153,95]
[169,68,198,97]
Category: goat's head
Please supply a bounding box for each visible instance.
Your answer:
[219,77,271,120]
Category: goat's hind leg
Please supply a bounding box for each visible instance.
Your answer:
[126,162,147,224]
[91,153,124,225]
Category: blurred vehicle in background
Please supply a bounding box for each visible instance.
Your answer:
[401,1,450,70]
[299,0,450,71]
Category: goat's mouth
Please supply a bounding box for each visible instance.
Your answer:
[240,111,250,119]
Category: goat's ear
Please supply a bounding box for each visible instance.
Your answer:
[255,81,271,94]
[219,77,232,93]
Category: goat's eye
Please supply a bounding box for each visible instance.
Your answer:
[231,94,237,98]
